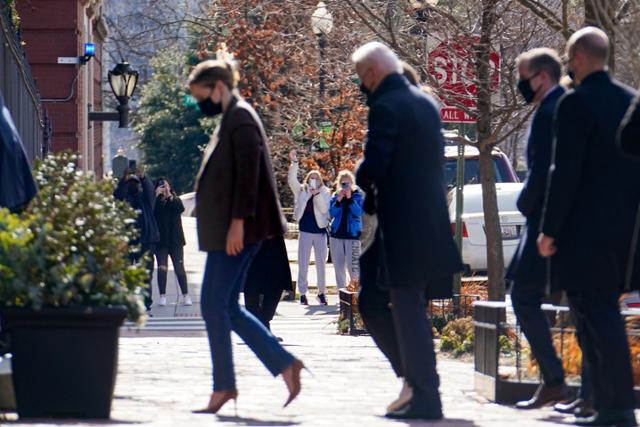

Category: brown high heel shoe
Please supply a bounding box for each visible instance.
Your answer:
[193,390,238,415]
[282,359,311,408]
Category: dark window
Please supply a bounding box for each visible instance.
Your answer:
[444,156,513,189]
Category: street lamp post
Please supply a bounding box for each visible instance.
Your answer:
[311,2,333,99]
[89,62,139,128]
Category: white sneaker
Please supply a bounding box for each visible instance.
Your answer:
[183,295,193,306]
[159,295,167,307]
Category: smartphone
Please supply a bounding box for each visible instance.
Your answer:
[128,159,137,170]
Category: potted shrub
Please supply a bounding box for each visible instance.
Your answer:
[0,152,148,419]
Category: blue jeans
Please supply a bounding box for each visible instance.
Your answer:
[201,244,295,391]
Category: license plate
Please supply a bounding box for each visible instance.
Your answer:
[501,225,521,240]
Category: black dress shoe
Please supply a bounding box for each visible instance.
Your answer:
[386,404,443,420]
[385,388,443,420]
[515,383,571,410]
[575,410,637,427]
[555,398,596,417]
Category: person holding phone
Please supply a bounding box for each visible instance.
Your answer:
[329,171,363,291]
[288,149,331,305]
[153,177,192,307]
[113,165,159,311]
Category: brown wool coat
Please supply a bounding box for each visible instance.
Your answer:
[194,96,286,252]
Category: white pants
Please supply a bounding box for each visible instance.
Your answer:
[297,232,327,295]
[330,237,361,289]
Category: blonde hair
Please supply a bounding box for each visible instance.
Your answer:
[334,170,356,192]
[303,170,323,189]
[188,59,240,89]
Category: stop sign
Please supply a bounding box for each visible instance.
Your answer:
[427,37,500,109]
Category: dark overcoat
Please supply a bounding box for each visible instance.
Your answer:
[195,95,286,252]
[541,71,640,292]
[507,86,564,288]
[154,195,186,248]
[244,235,294,294]
[356,73,463,295]
[0,94,37,211]
[618,94,640,291]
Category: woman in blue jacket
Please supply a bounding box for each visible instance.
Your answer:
[329,170,364,290]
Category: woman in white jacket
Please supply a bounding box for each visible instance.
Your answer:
[288,150,331,305]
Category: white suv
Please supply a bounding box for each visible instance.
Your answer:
[448,183,525,273]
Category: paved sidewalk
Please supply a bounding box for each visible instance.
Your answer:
[1,296,615,427]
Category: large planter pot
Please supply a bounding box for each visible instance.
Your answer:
[1,307,127,419]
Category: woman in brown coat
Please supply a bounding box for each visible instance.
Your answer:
[188,59,306,414]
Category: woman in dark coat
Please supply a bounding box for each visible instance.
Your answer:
[244,235,293,333]
[153,177,191,306]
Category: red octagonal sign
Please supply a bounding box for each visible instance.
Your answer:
[428,37,500,110]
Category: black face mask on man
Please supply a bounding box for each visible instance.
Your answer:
[517,72,541,104]
[198,86,223,117]
[359,83,371,97]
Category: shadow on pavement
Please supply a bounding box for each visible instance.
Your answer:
[303,305,339,315]
[215,414,300,426]
[379,417,480,427]
[540,414,574,425]
[1,416,141,425]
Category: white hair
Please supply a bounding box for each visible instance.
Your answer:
[351,41,402,74]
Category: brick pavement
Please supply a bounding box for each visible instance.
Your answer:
[1,296,621,427]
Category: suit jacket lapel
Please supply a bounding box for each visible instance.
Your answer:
[194,96,240,190]
[195,128,220,187]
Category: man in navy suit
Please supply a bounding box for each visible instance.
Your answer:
[0,92,37,211]
[353,42,463,420]
[538,27,639,427]
[507,48,570,409]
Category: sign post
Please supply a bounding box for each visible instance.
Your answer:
[428,38,500,306]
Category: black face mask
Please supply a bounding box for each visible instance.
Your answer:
[517,73,540,104]
[359,83,371,97]
[198,97,223,117]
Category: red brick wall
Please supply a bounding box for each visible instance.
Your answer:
[17,0,104,174]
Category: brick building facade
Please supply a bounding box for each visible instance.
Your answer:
[16,0,107,175]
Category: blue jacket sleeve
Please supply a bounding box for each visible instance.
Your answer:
[329,194,341,219]
[517,109,553,217]
[348,191,364,216]
[541,92,592,238]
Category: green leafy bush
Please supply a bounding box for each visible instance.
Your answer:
[0,152,148,322]
[440,317,474,356]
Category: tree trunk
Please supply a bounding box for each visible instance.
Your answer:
[584,0,618,72]
[479,146,506,301]
[476,0,505,301]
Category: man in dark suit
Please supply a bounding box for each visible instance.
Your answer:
[352,42,463,420]
[0,92,37,212]
[508,48,570,409]
[619,95,640,157]
[538,27,640,427]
